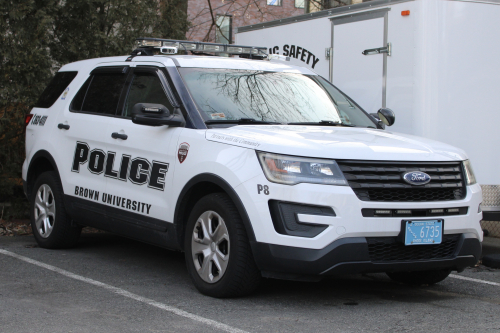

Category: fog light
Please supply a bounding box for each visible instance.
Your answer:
[396,210,411,215]
[478,204,482,213]
[447,208,459,213]
[375,210,391,215]
[430,209,444,214]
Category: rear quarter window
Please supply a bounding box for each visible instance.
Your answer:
[34,71,78,108]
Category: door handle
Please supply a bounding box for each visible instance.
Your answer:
[362,43,391,56]
[58,123,70,130]
[111,132,128,140]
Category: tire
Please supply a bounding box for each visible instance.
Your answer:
[386,269,452,286]
[30,171,81,249]
[184,193,261,298]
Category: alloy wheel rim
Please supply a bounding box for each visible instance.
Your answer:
[191,210,230,283]
[34,184,56,238]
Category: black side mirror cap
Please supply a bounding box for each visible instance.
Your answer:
[377,108,395,127]
[131,103,186,127]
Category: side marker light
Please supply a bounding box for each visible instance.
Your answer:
[401,10,410,16]
[25,114,34,127]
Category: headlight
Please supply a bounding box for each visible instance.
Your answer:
[257,152,347,185]
[463,159,477,185]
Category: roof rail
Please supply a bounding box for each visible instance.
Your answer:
[134,37,268,58]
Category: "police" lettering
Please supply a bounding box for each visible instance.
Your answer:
[71,141,169,191]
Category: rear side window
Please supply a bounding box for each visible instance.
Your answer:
[35,71,78,108]
[71,69,127,115]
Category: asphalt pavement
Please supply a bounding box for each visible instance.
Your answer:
[1,233,499,333]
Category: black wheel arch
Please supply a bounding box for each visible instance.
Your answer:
[174,173,256,250]
[26,150,61,198]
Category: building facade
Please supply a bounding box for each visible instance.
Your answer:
[187,0,305,43]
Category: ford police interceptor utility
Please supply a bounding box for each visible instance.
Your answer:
[23,38,482,298]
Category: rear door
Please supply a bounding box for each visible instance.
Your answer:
[331,9,389,113]
[103,64,183,234]
[57,65,129,228]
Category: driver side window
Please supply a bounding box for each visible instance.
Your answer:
[123,71,173,117]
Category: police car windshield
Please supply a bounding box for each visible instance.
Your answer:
[178,68,377,128]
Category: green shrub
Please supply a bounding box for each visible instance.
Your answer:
[0,0,189,219]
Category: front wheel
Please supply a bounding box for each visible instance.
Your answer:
[184,193,261,298]
[386,269,452,286]
[30,171,81,248]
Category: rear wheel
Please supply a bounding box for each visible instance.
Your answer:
[30,171,81,248]
[184,193,261,298]
[386,269,452,286]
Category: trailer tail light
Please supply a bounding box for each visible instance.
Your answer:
[25,114,33,127]
[401,10,410,16]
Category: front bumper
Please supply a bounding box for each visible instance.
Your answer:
[237,176,483,249]
[251,232,481,280]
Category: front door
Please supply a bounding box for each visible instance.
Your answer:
[331,9,389,113]
[103,65,183,234]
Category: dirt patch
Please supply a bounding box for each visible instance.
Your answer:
[0,219,105,237]
[0,219,32,236]
[82,227,105,234]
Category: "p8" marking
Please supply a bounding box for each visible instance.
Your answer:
[257,184,269,195]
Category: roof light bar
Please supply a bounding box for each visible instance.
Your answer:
[268,54,290,62]
[160,46,178,55]
[135,37,267,56]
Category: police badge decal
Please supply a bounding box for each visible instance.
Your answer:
[178,142,190,163]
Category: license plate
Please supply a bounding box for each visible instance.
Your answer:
[404,220,443,246]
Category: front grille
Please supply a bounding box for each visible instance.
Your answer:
[367,234,460,262]
[337,160,466,202]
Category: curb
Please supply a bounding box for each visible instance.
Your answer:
[482,254,500,269]
[482,236,500,258]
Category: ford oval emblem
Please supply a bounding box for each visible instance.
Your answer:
[403,171,431,185]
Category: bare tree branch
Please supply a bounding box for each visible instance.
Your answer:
[188,0,300,43]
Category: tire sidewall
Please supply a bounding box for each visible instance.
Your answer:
[30,171,69,248]
[184,193,247,296]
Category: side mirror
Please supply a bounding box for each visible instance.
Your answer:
[377,108,395,127]
[370,112,385,129]
[131,103,186,127]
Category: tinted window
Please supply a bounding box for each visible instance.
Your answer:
[71,78,91,112]
[123,72,172,117]
[81,73,127,115]
[71,71,127,115]
[35,71,78,108]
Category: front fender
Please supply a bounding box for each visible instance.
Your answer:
[174,173,256,242]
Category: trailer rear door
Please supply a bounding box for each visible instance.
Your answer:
[331,9,389,113]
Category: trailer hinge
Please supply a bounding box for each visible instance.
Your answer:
[325,47,332,60]
[362,42,391,56]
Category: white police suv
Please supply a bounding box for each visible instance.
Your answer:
[23,38,483,297]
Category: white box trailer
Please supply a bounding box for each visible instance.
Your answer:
[236,0,500,221]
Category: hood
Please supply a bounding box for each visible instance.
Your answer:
[205,125,467,161]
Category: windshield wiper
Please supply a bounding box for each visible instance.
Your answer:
[205,118,281,125]
[287,120,356,127]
